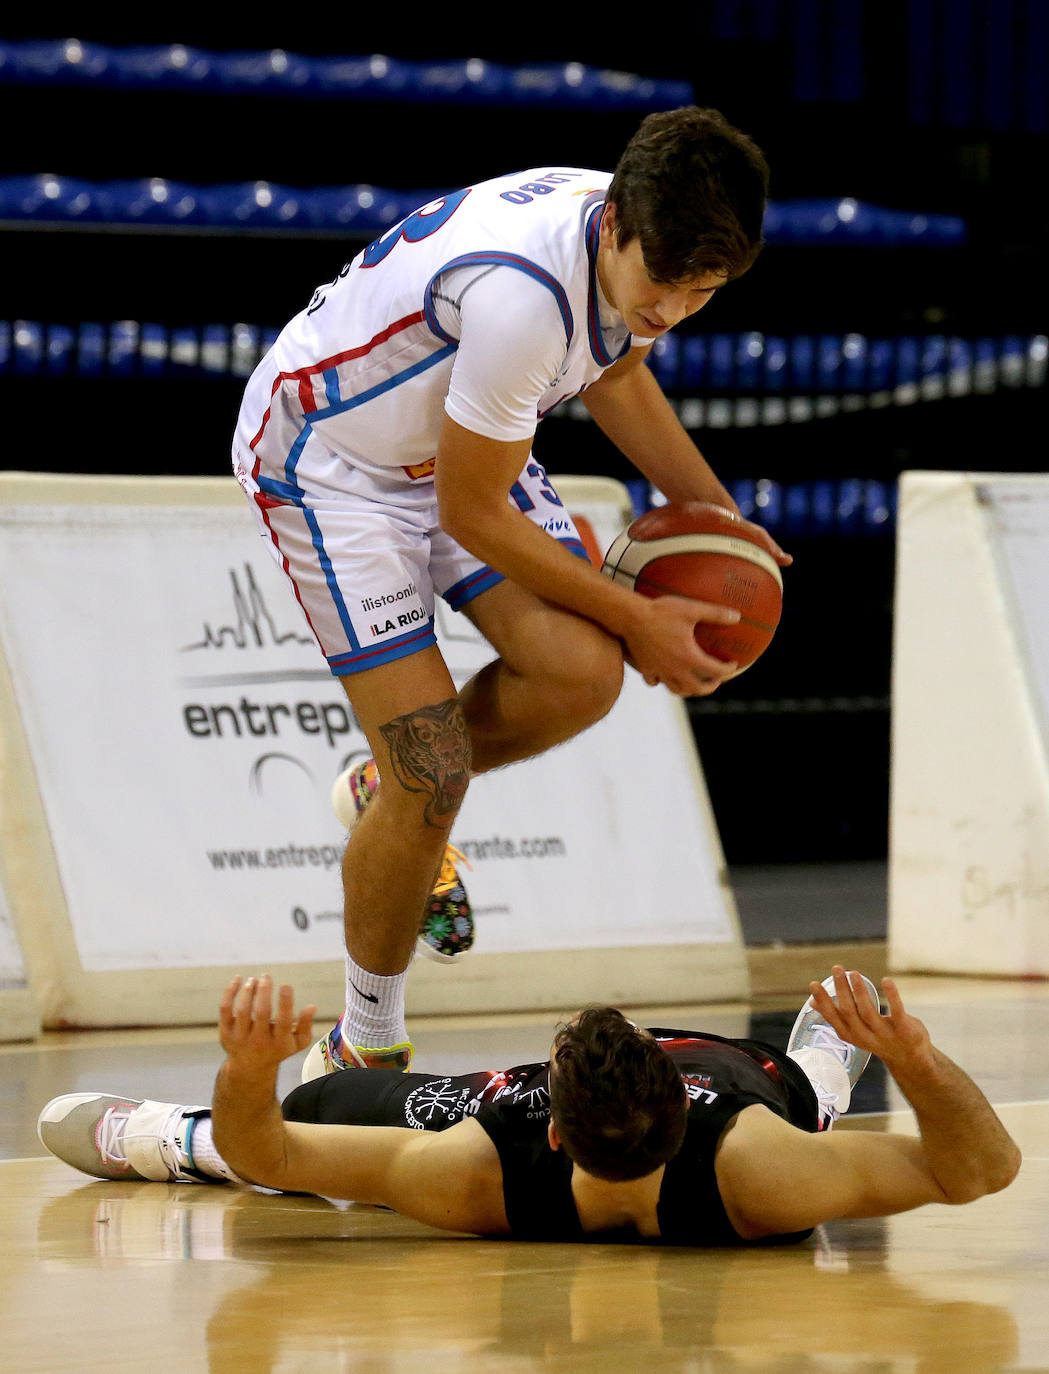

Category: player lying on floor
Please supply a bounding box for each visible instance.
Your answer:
[38,968,1019,1245]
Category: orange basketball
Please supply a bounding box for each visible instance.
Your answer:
[601,501,783,674]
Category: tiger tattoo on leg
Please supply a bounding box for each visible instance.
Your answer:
[379,698,472,828]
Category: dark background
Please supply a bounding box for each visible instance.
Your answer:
[2,8,1046,865]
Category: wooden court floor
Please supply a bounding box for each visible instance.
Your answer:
[2,972,1047,1372]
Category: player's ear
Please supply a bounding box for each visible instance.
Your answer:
[600,200,619,245]
[548,1120,562,1152]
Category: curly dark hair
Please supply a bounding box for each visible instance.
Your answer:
[607,105,770,285]
[548,1006,688,1182]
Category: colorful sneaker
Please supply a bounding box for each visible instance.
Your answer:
[420,844,474,963]
[786,971,881,1128]
[300,1012,414,1083]
[37,1094,211,1182]
[332,759,475,964]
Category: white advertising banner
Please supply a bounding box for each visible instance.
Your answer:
[0,474,743,1022]
[889,472,1049,976]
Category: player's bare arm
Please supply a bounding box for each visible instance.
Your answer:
[714,971,1021,1238]
[811,969,1022,1204]
[581,348,791,567]
[211,974,317,1187]
[212,975,509,1233]
[434,414,743,695]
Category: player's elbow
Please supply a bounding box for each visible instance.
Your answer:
[435,479,498,557]
[438,499,483,553]
[985,1142,1023,1196]
[946,1143,1022,1204]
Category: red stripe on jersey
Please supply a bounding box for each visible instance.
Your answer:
[248,310,426,453]
[249,375,284,451]
[287,310,426,381]
[298,375,317,414]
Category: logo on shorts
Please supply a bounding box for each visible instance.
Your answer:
[361,581,428,638]
[489,1077,550,1119]
[403,1078,474,1130]
[360,581,419,615]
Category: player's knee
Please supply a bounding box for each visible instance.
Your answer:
[547,623,625,727]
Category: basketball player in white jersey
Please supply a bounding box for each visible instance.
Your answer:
[230,107,791,1074]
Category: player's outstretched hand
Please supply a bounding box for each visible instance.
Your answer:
[218,974,317,1070]
[808,965,932,1070]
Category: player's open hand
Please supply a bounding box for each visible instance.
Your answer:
[625,593,742,697]
[218,974,317,1069]
[808,966,932,1070]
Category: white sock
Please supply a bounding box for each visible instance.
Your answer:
[186,1114,245,1184]
[342,953,411,1049]
[787,1047,852,1130]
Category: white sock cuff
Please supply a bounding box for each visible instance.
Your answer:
[343,954,410,1048]
[344,955,408,999]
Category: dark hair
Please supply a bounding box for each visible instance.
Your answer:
[607,105,770,284]
[548,1007,687,1182]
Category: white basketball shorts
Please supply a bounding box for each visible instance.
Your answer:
[232,427,588,678]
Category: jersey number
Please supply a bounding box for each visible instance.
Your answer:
[510,463,563,513]
[361,188,471,268]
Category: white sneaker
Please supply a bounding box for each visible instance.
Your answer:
[786,972,880,1127]
[37,1094,209,1182]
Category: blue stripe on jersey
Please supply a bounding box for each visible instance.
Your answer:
[424,252,575,349]
[326,621,437,676]
[257,472,305,502]
[284,423,314,491]
[306,342,459,421]
[273,344,458,649]
[585,203,631,368]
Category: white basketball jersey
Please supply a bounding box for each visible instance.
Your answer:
[240,168,633,499]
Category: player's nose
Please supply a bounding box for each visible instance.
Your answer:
[654,292,690,326]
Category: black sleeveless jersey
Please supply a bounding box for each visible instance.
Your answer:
[472,1030,820,1245]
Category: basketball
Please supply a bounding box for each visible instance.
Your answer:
[601,501,784,675]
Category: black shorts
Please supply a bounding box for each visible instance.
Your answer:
[282,1067,496,1131]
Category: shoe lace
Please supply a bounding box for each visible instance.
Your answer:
[807,1077,842,1129]
[805,1021,852,1064]
[96,1107,133,1166]
[122,1105,194,1178]
[434,843,471,896]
